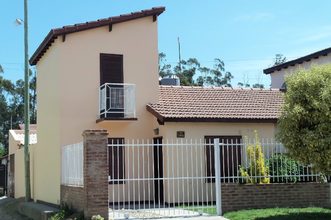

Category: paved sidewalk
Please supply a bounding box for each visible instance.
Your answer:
[0,196,31,220]
[163,217,228,220]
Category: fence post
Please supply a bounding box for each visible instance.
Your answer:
[83,130,109,220]
[214,138,222,216]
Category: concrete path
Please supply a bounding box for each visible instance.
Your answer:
[110,208,228,220]
[0,196,31,220]
[165,217,228,220]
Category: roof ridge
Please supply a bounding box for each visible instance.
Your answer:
[159,85,281,91]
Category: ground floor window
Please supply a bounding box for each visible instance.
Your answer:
[205,136,242,182]
[108,138,125,184]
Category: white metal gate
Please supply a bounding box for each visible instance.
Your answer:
[108,138,220,219]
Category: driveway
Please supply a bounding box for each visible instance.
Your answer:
[0,196,31,220]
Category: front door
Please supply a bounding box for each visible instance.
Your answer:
[153,137,164,204]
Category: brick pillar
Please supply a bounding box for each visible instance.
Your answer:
[83,130,109,220]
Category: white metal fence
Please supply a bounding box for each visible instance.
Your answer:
[61,142,84,187]
[99,83,136,119]
[107,138,323,219]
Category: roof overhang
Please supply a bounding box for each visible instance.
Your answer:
[263,47,331,74]
[146,105,278,125]
[30,7,165,65]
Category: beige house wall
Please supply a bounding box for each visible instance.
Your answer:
[35,16,159,204]
[108,122,277,203]
[270,54,331,88]
[159,122,277,203]
[34,38,62,204]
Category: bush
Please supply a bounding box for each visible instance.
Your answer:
[91,215,104,220]
[239,132,270,184]
[277,64,331,175]
[50,203,84,220]
[267,153,302,183]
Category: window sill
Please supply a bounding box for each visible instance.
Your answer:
[96,117,138,123]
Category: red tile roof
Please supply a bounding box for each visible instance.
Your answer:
[30,7,165,65]
[147,86,284,123]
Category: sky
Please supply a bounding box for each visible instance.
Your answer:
[1,0,331,87]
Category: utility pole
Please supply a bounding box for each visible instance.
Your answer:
[177,37,182,73]
[24,0,31,201]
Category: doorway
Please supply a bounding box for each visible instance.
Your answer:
[153,137,164,204]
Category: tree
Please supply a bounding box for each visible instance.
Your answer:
[277,64,331,175]
[158,53,233,86]
[238,82,250,88]
[0,68,36,151]
[174,58,200,86]
[209,58,233,87]
[158,52,172,78]
[273,54,287,66]
[252,83,265,89]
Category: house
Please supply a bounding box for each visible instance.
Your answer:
[263,47,331,88]
[8,125,37,198]
[28,7,165,205]
[9,7,284,208]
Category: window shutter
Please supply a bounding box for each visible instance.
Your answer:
[100,54,123,85]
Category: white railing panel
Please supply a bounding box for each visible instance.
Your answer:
[61,142,84,187]
[99,83,136,119]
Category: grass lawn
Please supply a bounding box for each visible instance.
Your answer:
[223,207,331,220]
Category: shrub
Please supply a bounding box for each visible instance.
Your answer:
[267,153,302,183]
[91,215,104,220]
[50,203,83,220]
[239,132,270,184]
[277,64,331,175]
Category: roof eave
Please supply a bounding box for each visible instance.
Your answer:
[263,47,331,74]
[146,105,165,123]
[29,7,165,66]
[161,117,279,123]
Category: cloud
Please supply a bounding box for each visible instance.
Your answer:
[297,26,331,43]
[234,12,274,22]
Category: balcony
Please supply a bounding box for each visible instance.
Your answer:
[98,83,136,122]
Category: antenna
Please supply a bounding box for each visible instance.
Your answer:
[177,37,182,73]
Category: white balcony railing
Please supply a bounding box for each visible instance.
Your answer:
[99,83,136,119]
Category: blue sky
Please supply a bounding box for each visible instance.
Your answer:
[1,0,331,87]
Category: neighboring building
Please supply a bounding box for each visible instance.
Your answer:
[9,7,284,206]
[8,125,37,198]
[264,47,331,88]
[0,155,8,196]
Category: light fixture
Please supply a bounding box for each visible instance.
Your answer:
[1,158,7,165]
[15,18,23,26]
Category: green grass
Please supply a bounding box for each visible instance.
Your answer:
[223,207,331,220]
[177,205,217,215]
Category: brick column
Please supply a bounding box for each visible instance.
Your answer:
[83,130,109,219]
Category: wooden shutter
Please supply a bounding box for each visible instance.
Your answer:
[108,138,125,184]
[100,54,124,118]
[100,54,123,85]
